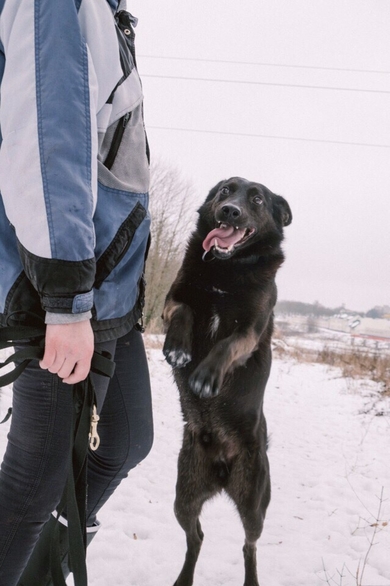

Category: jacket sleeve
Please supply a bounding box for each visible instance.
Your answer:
[0,0,98,315]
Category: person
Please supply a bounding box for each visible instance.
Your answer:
[0,1,153,584]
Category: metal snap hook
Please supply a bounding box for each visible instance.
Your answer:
[89,405,100,451]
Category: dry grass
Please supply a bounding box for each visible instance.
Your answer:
[316,347,390,394]
[273,334,390,396]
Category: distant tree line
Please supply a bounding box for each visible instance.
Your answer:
[365,306,390,319]
[275,300,342,317]
[275,300,390,319]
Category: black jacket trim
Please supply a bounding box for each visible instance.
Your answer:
[106,11,137,104]
[17,240,96,312]
[41,290,94,314]
[91,303,141,343]
[94,201,146,289]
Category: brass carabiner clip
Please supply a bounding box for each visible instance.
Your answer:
[89,405,100,451]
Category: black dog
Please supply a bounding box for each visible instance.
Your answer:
[163,177,292,586]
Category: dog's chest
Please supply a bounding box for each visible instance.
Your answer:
[205,291,239,341]
[208,310,221,339]
[189,281,240,343]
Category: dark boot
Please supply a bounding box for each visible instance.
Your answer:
[18,513,100,586]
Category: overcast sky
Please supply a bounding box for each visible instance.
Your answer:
[129,0,390,313]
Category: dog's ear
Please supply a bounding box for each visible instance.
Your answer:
[204,180,225,204]
[197,180,225,216]
[273,195,292,227]
[196,180,226,231]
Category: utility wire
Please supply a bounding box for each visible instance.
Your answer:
[148,125,390,149]
[138,54,390,75]
[142,73,390,95]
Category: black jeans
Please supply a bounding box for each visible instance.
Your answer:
[0,328,153,586]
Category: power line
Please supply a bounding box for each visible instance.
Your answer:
[138,54,390,75]
[148,125,390,149]
[142,74,390,95]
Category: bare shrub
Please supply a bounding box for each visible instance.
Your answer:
[319,488,387,586]
[144,159,197,331]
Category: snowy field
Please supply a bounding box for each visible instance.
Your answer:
[0,339,389,586]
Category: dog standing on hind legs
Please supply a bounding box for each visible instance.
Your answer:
[163,177,292,586]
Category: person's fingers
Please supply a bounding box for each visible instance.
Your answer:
[48,356,70,375]
[39,346,57,370]
[62,359,91,385]
[39,321,94,382]
[56,357,77,381]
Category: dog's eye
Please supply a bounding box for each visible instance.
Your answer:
[220,186,230,196]
[253,196,263,205]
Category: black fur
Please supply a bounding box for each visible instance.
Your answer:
[162,177,292,586]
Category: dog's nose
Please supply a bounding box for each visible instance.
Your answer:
[221,204,241,221]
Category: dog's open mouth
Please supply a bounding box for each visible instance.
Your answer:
[202,223,255,257]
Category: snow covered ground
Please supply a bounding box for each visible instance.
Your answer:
[0,340,389,586]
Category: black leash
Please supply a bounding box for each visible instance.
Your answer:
[0,326,115,586]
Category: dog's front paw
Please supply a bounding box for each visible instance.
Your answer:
[164,347,192,369]
[189,364,222,398]
[163,331,192,369]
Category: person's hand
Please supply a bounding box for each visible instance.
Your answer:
[40,321,94,384]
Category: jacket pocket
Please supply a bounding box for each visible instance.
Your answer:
[103,111,132,170]
[98,103,149,194]
[94,200,146,289]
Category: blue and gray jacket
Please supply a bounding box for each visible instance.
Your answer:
[0,0,150,342]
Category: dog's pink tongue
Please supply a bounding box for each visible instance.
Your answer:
[202,225,244,252]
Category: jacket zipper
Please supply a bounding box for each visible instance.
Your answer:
[103,112,132,170]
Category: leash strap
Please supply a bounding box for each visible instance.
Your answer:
[0,326,115,586]
[50,375,96,586]
[0,326,46,387]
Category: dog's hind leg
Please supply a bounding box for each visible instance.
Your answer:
[226,451,271,586]
[173,514,204,586]
[173,429,219,586]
